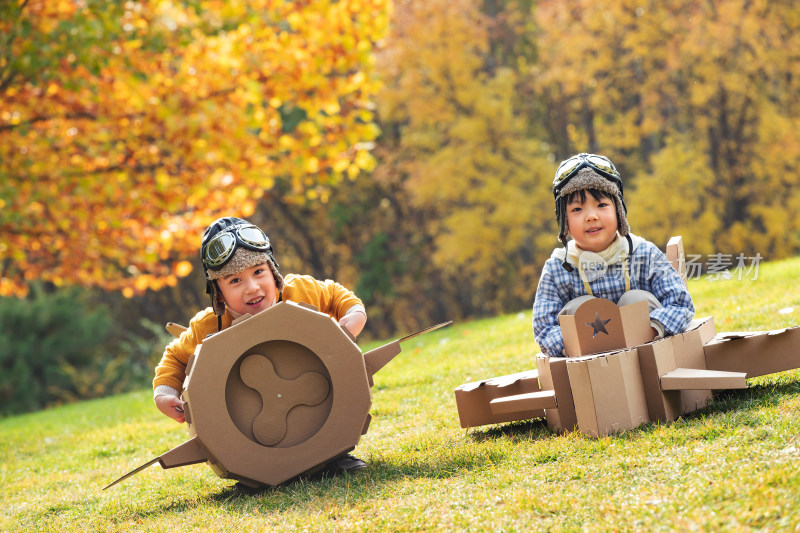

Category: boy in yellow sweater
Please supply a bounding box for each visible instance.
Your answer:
[153,216,367,472]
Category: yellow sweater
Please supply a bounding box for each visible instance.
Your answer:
[153,273,363,392]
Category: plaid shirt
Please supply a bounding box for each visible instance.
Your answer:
[532,237,695,357]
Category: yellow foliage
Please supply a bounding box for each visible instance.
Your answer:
[628,139,721,256]
[374,0,558,292]
[0,0,389,296]
[535,0,800,262]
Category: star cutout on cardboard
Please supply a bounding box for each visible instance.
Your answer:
[586,312,612,338]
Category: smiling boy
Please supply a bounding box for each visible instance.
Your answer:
[532,153,694,357]
[153,217,368,472]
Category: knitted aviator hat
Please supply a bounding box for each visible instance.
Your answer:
[200,217,283,318]
[553,153,631,271]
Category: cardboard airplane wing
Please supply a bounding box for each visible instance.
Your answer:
[104,301,450,489]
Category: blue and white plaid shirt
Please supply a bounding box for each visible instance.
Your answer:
[532,235,695,356]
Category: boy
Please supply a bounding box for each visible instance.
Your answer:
[532,153,694,357]
[153,216,368,472]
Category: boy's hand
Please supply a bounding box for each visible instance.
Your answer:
[155,394,186,423]
[339,311,366,338]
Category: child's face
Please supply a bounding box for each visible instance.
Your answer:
[566,191,619,252]
[216,262,278,316]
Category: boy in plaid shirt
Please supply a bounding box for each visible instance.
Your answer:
[532,153,694,357]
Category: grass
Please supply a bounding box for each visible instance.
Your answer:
[3,257,800,531]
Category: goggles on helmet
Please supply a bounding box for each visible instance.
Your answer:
[202,224,272,270]
[553,153,622,196]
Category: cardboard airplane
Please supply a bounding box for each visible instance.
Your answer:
[105,300,450,489]
[455,236,800,437]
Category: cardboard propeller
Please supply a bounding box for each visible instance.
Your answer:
[104,301,450,490]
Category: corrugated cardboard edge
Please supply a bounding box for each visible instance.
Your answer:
[536,355,577,433]
[705,326,800,378]
[673,317,715,413]
[454,369,544,428]
[659,368,747,390]
[489,390,557,415]
[566,349,649,437]
[565,356,596,436]
[637,337,682,422]
[666,236,688,287]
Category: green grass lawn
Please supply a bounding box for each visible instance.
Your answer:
[3,257,800,531]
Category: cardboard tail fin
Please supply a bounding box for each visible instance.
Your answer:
[666,236,688,287]
[157,437,206,468]
[103,437,206,490]
[362,342,401,383]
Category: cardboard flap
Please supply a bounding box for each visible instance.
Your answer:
[666,236,688,286]
[103,457,160,490]
[573,298,627,351]
[489,391,557,415]
[158,437,207,468]
[536,355,578,432]
[685,316,716,343]
[362,341,402,378]
[489,369,539,388]
[103,438,207,490]
[710,332,760,341]
[166,322,187,338]
[767,329,789,336]
[660,368,747,391]
[339,323,358,343]
[566,349,649,437]
[454,367,544,428]
[294,301,320,312]
[704,326,800,378]
[560,298,652,357]
[455,380,484,393]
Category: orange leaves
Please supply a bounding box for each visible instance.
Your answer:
[0,0,389,297]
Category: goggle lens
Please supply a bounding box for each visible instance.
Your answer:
[204,233,236,267]
[585,155,617,175]
[238,226,269,248]
[554,157,584,184]
[202,225,271,269]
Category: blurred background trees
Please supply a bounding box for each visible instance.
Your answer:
[0,0,388,297]
[2,0,799,412]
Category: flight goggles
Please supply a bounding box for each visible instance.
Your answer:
[553,153,622,195]
[201,224,272,270]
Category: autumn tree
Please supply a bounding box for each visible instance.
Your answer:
[373,0,555,319]
[532,0,800,258]
[0,0,389,297]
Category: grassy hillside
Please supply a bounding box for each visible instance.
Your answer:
[3,257,800,531]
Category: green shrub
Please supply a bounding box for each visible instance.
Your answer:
[115,317,174,393]
[0,285,112,415]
